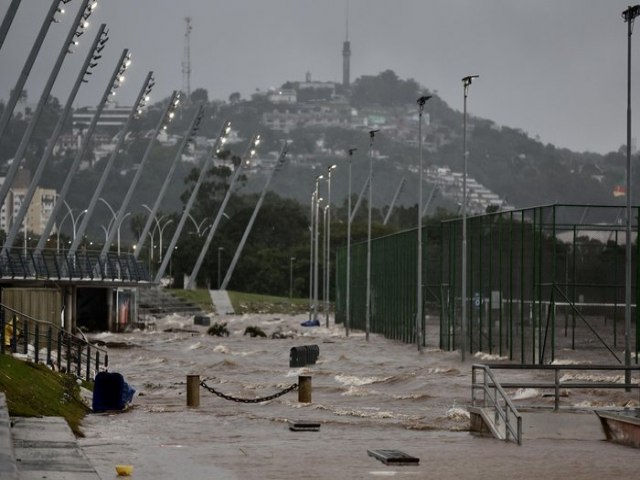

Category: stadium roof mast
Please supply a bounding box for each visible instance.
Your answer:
[182,17,192,100]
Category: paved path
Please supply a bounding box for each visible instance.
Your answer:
[0,394,18,480]
[11,416,101,480]
[209,289,235,315]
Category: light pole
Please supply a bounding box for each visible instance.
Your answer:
[219,143,287,290]
[416,95,432,352]
[217,247,224,289]
[0,0,94,212]
[68,71,156,256]
[313,175,324,323]
[186,213,208,236]
[346,148,357,336]
[99,198,130,255]
[2,23,108,253]
[308,193,315,320]
[325,164,337,327]
[622,5,639,386]
[35,49,132,255]
[187,134,261,289]
[322,203,329,323]
[366,129,379,341]
[289,256,296,298]
[141,204,172,275]
[154,120,231,282]
[57,204,87,254]
[461,74,479,362]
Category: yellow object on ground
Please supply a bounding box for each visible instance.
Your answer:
[115,464,133,476]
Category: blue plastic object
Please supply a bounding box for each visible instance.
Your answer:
[92,371,135,412]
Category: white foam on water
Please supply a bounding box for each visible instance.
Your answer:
[446,407,470,421]
[213,345,230,354]
[334,374,390,386]
[512,388,541,400]
[473,351,509,361]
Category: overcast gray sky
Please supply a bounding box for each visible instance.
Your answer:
[0,0,637,154]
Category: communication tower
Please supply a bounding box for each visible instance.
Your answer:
[182,17,192,99]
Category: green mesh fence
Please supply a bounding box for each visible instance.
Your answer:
[335,204,640,364]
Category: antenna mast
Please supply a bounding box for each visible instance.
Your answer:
[182,17,192,99]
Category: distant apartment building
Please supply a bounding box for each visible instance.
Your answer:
[55,105,132,157]
[72,105,130,133]
[263,104,351,133]
[0,169,56,236]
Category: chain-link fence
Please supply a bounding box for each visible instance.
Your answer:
[335,204,640,364]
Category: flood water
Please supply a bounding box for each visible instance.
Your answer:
[79,313,640,479]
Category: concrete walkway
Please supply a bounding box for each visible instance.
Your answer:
[0,394,18,480]
[11,417,101,480]
[0,394,100,480]
[209,289,235,315]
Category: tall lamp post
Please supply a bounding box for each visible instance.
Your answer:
[416,95,432,352]
[346,148,357,337]
[57,205,87,254]
[365,129,379,341]
[322,204,329,323]
[325,164,337,327]
[308,193,315,320]
[313,175,324,323]
[290,256,296,298]
[461,75,479,362]
[622,5,640,386]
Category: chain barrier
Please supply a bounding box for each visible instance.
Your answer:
[200,380,298,403]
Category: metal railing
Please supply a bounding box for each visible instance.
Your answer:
[0,248,150,283]
[472,364,523,444]
[0,303,108,382]
[479,363,640,411]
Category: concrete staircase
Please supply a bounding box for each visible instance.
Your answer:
[138,286,205,318]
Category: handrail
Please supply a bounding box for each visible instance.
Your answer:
[0,248,151,283]
[0,303,108,382]
[480,363,640,411]
[472,364,523,445]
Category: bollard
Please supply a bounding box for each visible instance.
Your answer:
[298,375,312,403]
[186,374,200,407]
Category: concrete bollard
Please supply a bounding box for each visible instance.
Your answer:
[298,375,312,403]
[186,374,200,407]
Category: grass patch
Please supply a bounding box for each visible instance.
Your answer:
[170,288,214,312]
[0,355,88,436]
[228,291,311,315]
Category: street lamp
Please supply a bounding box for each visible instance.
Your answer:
[313,175,324,323]
[622,5,640,386]
[461,74,479,362]
[100,198,131,255]
[416,95,432,352]
[308,193,315,320]
[217,247,224,289]
[322,204,329,323]
[57,204,87,254]
[346,147,357,336]
[186,213,208,236]
[290,256,296,298]
[325,164,337,327]
[366,129,379,341]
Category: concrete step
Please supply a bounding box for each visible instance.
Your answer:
[0,394,18,480]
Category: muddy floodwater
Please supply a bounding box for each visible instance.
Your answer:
[79,313,640,479]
